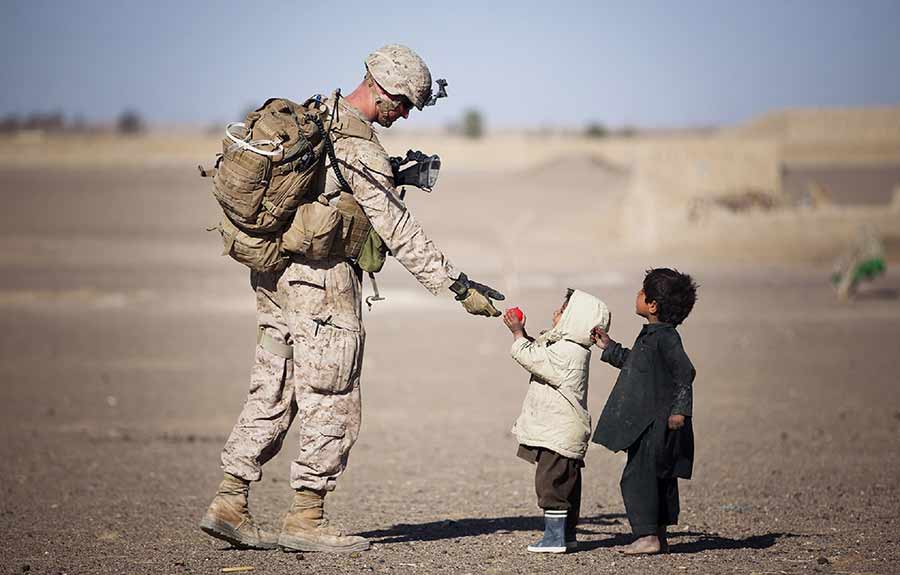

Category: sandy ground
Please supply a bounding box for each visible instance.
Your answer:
[1,153,899,575]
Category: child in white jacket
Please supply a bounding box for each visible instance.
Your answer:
[503,289,611,553]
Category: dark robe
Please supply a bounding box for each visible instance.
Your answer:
[592,322,695,478]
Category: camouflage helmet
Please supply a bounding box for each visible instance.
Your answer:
[365,44,432,110]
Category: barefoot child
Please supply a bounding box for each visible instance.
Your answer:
[591,268,698,555]
[503,289,610,553]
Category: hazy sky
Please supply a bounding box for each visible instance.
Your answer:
[2,0,899,129]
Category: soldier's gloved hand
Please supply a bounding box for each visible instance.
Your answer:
[449,273,505,317]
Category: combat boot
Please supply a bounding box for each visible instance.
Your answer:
[278,488,370,553]
[199,473,278,549]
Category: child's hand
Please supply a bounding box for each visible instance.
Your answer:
[668,414,685,430]
[503,308,526,337]
[591,326,612,349]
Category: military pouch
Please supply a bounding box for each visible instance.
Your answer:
[213,125,271,226]
[303,320,362,395]
[281,199,342,260]
[214,216,288,274]
[327,192,386,273]
[356,229,388,273]
[331,192,371,259]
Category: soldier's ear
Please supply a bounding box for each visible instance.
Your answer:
[648,300,658,314]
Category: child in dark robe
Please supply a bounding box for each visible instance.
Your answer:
[591,268,698,555]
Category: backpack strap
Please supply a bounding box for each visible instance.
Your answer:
[332,112,375,142]
[215,221,236,256]
[309,108,352,194]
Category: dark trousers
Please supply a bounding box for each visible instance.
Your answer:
[621,424,679,537]
[518,445,582,540]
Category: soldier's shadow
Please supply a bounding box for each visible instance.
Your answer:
[360,515,796,555]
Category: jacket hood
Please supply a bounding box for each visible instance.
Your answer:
[544,289,611,347]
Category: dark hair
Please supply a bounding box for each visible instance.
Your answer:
[564,288,575,305]
[642,268,698,326]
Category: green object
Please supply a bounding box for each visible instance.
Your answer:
[831,257,886,286]
[854,257,886,282]
[356,229,387,273]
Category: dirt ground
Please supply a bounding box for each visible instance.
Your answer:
[1,156,899,575]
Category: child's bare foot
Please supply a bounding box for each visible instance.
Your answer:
[620,535,662,555]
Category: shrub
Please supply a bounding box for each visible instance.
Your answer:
[461,108,484,139]
[117,109,145,135]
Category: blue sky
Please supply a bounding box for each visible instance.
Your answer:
[2,0,899,129]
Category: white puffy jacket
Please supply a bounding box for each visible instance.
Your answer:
[510,290,610,459]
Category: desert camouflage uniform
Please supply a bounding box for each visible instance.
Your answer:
[221,97,457,491]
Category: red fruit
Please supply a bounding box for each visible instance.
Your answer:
[509,307,524,321]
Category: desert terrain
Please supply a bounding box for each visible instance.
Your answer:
[1,107,899,574]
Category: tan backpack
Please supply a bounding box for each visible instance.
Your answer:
[200,96,333,272]
[201,94,386,274]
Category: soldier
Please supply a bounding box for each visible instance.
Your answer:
[200,45,505,553]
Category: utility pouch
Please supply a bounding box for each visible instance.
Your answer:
[213,126,271,226]
[329,192,387,272]
[332,192,376,259]
[214,216,288,274]
[281,199,342,260]
[356,229,388,273]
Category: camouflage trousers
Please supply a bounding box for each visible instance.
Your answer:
[221,257,365,492]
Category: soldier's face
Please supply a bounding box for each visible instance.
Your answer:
[390,95,412,120]
[372,80,412,127]
[377,94,411,127]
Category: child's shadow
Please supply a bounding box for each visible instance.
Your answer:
[358,513,626,544]
[361,515,796,555]
[579,529,797,554]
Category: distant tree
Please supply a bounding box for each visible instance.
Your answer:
[23,111,65,132]
[71,115,87,133]
[0,114,21,133]
[461,108,484,139]
[117,109,145,135]
[584,122,609,139]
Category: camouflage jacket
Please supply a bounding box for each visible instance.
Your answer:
[321,97,457,295]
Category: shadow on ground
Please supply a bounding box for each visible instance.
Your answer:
[362,515,796,555]
[360,513,625,544]
[854,287,898,300]
[578,530,798,554]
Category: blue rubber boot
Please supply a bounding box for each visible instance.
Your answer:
[527,510,567,553]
